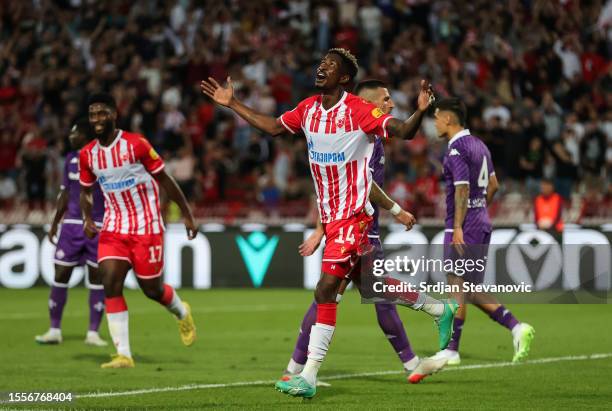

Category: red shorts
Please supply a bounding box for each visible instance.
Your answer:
[98,232,164,278]
[321,211,373,278]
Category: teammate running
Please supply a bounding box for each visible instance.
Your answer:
[429,98,535,365]
[201,48,458,398]
[79,93,197,369]
[283,80,447,385]
[35,119,107,347]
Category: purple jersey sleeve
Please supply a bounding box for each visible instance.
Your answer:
[446,148,470,186]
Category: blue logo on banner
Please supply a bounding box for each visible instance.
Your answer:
[235,232,279,288]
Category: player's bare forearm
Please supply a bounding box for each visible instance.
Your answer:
[229,99,286,136]
[385,109,426,140]
[79,186,94,223]
[369,181,395,210]
[155,170,194,219]
[453,184,469,229]
[51,189,69,226]
[486,174,499,205]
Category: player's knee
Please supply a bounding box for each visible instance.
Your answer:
[314,280,338,304]
[54,267,72,284]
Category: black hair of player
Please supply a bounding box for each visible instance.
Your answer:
[435,98,467,127]
[74,117,91,137]
[353,79,386,96]
[87,92,117,111]
[327,48,358,80]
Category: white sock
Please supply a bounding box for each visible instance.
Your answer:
[49,327,61,336]
[511,323,522,338]
[286,358,304,375]
[301,359,322,386]
[419,295,445,317]
[107,311,131,358]
[403,355,420,372]
[335,293,343,303]
[300,323,335,385]
[166,290,187,320]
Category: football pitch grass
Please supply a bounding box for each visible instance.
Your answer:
[1,288,611,410]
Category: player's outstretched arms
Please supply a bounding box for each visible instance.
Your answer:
[154,169,197,239]
[48,188,68,244]
[80,186,99,239]
[486,174,499,205]
[369,181,416,230]
[385,80,434,140]
[200,76,286,136]
[299,220,324,256]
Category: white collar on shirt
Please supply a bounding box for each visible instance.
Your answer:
[448,129,471,146]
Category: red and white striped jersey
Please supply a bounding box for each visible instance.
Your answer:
[79,130,165,235]
[278,91,393,223]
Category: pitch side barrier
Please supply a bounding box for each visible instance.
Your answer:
[0,224,610,301]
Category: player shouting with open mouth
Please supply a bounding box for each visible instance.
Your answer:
[201,48,458,398]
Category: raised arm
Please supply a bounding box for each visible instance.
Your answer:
[154,169,197,239]
[385,80,434,140]
[201,77,286,136]
[369,181,416,230]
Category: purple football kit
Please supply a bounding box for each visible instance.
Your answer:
[442,129,494,284]
[54,150,105,267]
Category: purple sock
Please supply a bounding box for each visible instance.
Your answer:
[88,288,106,331]
[291,301,317,364]
[49,285,68,329]
[375,303,415,363]
[447,317,465,351]
[489,305,519,331]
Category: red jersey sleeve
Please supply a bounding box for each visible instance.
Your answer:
[277,97,314,134]
[352,99,394,139]
[135,135,165,174]
[79,147,97,187]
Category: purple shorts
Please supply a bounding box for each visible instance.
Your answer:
[54,222,99,267]
[443,229,491,284]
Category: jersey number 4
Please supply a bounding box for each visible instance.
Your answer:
[478,157,489,195]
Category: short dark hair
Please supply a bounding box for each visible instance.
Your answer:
[353,79,386,96]
[435,98,467,126]
[87,92,116,111]
[327,48,359,79]
[73,117,91,135]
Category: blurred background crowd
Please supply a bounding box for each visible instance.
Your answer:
[0,0,610,225]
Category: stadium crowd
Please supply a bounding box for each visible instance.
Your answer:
[0,0,610,223]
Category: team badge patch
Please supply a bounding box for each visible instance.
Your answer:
[340,246,346,254]
[149,148,160,160]
[371,108,384,118]
[336,117,345,129]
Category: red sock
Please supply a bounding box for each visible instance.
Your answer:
[384,277,419,305]
[316,303,337,326]
[105,296,128,313]
[160,284,174,306]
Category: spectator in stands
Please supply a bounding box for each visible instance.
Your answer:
[534,178,564,233]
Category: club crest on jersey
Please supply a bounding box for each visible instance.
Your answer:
[307,137,314,151]
[371,108,384,118]
[336,117,345,129]
[340,246,346,254]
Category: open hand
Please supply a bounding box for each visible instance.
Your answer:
[417,79,435,111]
[200,77,234,107]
